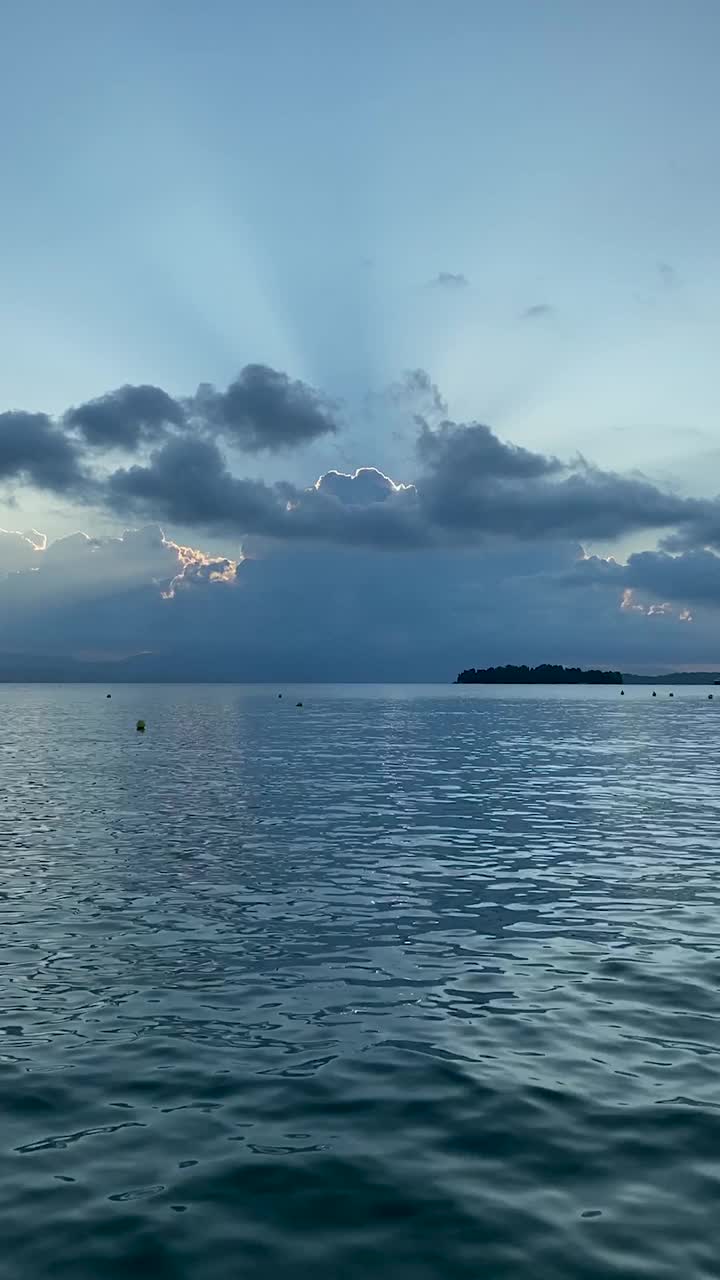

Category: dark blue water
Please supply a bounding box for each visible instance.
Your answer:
[1,683,719,1279]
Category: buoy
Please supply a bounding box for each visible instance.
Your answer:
[652,691,656,697]
[278,693,282,699]
[709,694,713,700]
[136,720,146,732]
[106,693,112,699]
[620,690,624,695]
[296,702,303,708]
[669,693,674,698]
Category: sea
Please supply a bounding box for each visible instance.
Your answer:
[1,682,719,1279]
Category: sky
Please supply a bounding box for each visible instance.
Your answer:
[2,0,720,678]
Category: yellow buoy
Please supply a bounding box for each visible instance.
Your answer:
[136,720,146,732]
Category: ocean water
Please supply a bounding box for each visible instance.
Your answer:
[1,682,719,1279]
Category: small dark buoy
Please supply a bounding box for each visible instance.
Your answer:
[669,693,674,698]
[136,719,146,732]
[709,694,713,700]
[296,702,303,708]
[106,693,112,699]
[278,693,282,699]
[620,690,624,695]
[652,691,656,697]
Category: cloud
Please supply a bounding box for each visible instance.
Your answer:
[431,272,469,289]
[0,411,87,493]
[65,385,186,449]
[0,523,239,657]
[363,369,448,452]
[0,363,338,513]
[388,369,449,418]
[415,420,715,543]
[100,415,720,554]
[0,521,215,594]
[417,420,561,483]
[658,261,678,290]
[521,303,554,320]
[572,547,720,611]
[4,365,720,563]
[7,361,720,677]
[289,468,421,549]
[107,437,291,533]
[4,519,720,679]
[660,514,720,553]
[190,364,338,452]
[107,440,424,548]
[628,548,720,606]
[314,466,412,506]
[0,527,46,573]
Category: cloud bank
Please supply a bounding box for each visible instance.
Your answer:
[2,362,720,675]
[3,363,718,554]
[2,517,719,679]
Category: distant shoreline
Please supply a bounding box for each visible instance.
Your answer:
[0,656,719,686]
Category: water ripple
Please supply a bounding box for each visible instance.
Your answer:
[0,683,719,1278]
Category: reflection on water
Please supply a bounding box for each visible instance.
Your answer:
[1,684,719,1278]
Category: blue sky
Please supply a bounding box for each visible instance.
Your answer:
[1,0,720,673]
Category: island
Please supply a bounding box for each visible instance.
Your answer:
[456,664,623,685]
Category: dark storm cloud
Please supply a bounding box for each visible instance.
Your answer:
[4,363,720,556]
[0,411,86,493]
[67,364,338,457]
[573,548,720,609]
[563,555,624,589]
[521,303,554,320]
[107,443,422,548]
[1,365,338,499]
[417,420,561,482]
[626,548,720,606]
[65,385,186,449]
[660,513,720,553]
[107,438,290,534]
[431,272,469,289]
[190,364,338,452]
[7,522,718,682]
[287,472,422,549]
[415,420,714,543]
[102,416,720,552]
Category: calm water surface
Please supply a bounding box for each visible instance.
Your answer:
[1,683,719,1278]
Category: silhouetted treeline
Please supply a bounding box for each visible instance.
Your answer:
[456,664,623,685]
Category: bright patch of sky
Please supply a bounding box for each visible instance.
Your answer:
[2,0,719,545]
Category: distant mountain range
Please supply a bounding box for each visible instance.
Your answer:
[0,652,718,684]
[0,653,185,683]
[621,672,720,685]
